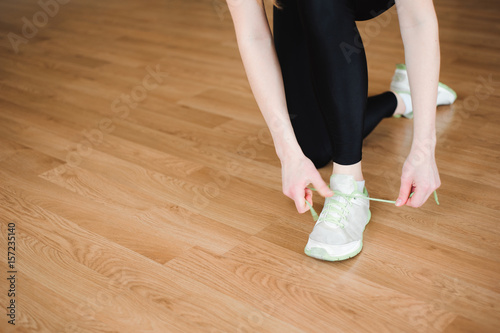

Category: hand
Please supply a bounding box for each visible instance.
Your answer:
[281,154,333,213]
[396,147,441,207]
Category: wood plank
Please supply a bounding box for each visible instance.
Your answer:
[0,0,499,331]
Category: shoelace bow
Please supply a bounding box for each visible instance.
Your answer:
[305,188,439,222]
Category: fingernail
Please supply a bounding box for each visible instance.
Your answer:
[395,199,401,206]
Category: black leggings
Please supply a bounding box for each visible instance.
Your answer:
[274,0,397,168]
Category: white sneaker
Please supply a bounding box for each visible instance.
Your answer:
[390,63,458,119]
[304,174,371,261]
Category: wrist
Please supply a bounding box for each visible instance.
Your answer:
[412,126,436,152]
[408,140,436,168]
[275,136,304,162]
[411,136,436,154]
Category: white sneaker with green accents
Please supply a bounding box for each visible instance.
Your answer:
[304,174,371,261]
[390,63,458,119]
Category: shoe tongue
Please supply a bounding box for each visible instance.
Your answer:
[330,174,356,194]
[322,174,356,225]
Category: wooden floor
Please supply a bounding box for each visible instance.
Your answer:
[1,0,499,332]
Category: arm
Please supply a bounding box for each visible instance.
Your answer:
[227,0,332,212]
[395,0,441,207]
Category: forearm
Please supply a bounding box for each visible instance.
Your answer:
[237,38,303,160]
[397,0,440,152]
[227,1,303,161]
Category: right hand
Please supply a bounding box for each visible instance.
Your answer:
[281,154,333,213]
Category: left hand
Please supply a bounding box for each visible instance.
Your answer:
[396,147,441,207]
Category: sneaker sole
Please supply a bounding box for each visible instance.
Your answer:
[304,210,371,261]
[304,239,364,261]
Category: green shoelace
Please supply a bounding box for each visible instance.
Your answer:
[305,189,439,222]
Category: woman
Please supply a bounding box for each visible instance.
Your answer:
[226,0,456,261]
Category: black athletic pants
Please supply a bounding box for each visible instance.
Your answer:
[274,0,397,168]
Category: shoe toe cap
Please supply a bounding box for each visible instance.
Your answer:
[309,223,350,245]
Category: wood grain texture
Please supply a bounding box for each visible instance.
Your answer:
[0,0,499,332]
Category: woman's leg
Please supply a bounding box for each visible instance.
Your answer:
[277,0,397,260]
[273,0,333,168]
[356,0,400,137]
[295,0,368,180]
[363,92,398,137]
[275,0,397,169]
[295,0,396,175]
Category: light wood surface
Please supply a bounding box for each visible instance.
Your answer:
[1,0,499,332]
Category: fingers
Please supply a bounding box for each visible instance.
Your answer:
[291,172,332,214]
[282,160,332,214]
[286,184,307,214]
[310,173,333,198]
[406,186,433,208]
[304,188,313,205]
[291,184,323,214]
[396,176,413,207]
[293,192,308,214]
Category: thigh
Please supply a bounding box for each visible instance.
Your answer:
[354,0,395,21]
[273,0,332,168]
[296,0,367,165]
